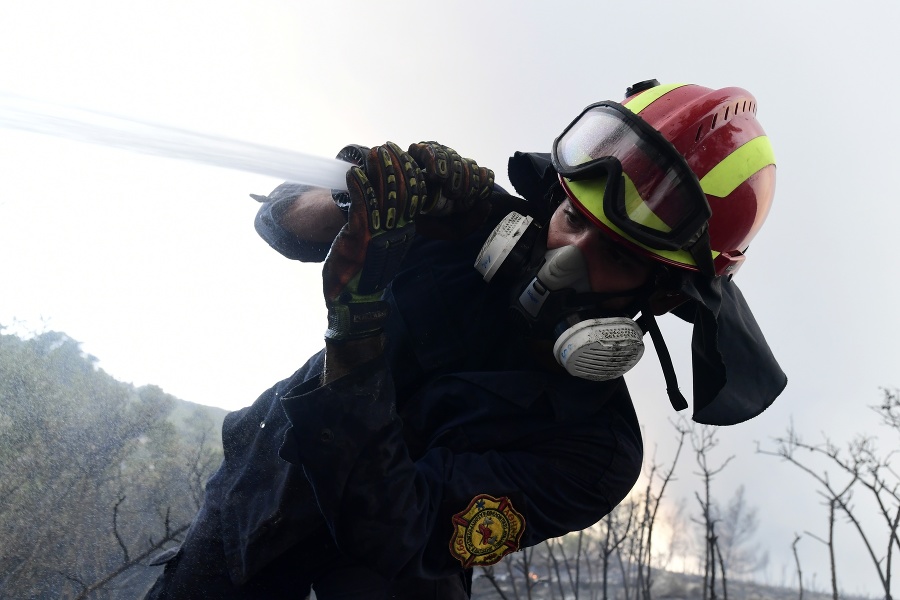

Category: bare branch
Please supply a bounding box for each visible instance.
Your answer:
[112,494,130,564]
[479,566,513,600]
[72,521,189,600]
[759,425,894,595]
[792,534,803,600]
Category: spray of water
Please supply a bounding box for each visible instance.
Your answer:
[0,91,350,191]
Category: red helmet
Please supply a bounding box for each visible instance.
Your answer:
[553,81,776,277]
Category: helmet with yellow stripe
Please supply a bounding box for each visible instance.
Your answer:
[551,80,776,277]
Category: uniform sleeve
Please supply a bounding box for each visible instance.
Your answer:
[254,183,332,262]
[279,356,642,581]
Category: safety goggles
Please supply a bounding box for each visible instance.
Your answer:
[551,101,712,255]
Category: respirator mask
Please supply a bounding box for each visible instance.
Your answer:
[474,210,651,382]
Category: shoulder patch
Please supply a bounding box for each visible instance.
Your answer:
[449,494,525,567]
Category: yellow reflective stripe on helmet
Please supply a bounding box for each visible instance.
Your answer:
[623,83,689,115]
[622,174,671,233]
[700,136,775,197]
[570,174,671,234]
[564,175,719,269]
[566,176,606,226]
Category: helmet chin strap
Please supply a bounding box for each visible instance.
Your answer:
[551,279,689,412]
[636,308,689,411]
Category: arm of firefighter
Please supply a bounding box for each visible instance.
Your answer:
[253,185,347,262]
[278,187,347,243]
[253,144,372,262]
[278,361,642,580]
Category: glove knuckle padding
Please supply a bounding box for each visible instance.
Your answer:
[481,168,495,199]
[355,142,418,295]
[432,144,449,178]
[400,155,423,221]
[463,158,480,199]
[346,167,375,230]
[403,141,495,238]
[372,147,398,232]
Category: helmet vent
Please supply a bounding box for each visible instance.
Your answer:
[697,98,757,143]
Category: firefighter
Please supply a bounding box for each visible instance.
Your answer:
[145,80,785,599]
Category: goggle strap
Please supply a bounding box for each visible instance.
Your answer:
[687,229,717,278]
[639,309,689,412]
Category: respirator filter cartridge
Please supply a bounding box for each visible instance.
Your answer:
[553,317,645,381]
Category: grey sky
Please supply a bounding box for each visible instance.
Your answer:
[1,0,897,595]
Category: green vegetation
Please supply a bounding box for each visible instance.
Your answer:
[0,325,225,598]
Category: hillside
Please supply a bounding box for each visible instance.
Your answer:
[0,327,226,598]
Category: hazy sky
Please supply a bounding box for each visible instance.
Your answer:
[1,0,897,595]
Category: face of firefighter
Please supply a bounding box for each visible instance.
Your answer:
[546,199,656,307]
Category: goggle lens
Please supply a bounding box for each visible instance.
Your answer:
[552,102,710,252]
[555,107,635,171]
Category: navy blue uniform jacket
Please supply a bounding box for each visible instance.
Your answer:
[150,193,643,597]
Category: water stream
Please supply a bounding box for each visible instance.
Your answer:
[0,91,350,191]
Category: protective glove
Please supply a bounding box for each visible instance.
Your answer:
[407,142,495,239]
[322,142,425,341]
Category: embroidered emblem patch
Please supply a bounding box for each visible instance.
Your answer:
[450,494,525,567]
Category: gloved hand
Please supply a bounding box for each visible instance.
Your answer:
[322,142,425,341]
[407,142,494,239]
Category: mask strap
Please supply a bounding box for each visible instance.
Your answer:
[637,309,689,411]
